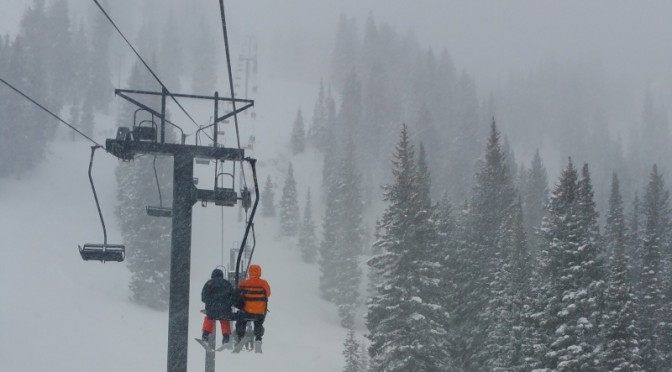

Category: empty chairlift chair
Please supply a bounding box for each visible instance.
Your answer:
[79,146,126,263]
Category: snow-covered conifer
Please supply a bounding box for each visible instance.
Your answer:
[261,175,276,218]
[290,107,306,154]
[319,140,364,327]
[639,165,670,371]
[368,125,453,371]
[522,148,548,250]
[342,328,363,372]
[601,173,642,371]
[298,188,318,263]
[536,159,605,370]
[279,163,300,237]
[455,119,516,369]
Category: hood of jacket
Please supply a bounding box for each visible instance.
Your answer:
[211,268,224,279]
[248,264,261,279]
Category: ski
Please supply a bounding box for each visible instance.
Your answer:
[194,338,216,353]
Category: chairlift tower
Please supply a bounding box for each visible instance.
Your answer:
[106,87,258,372]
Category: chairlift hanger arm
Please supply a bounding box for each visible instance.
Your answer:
[88,146,108,244]
[235,157,260,286]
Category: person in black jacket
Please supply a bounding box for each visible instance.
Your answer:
[201,268,235,345]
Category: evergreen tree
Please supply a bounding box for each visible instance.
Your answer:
[639,165,670,371]
[601,173,642,371]
[536,159,605,371]
[331,14,359,91]
[319,140,364,327]
[114,60,172,310]
[191,18,217,94]
[70,19,90,105]
[80,101,94,138]
[87,0,113,112]
[483,200,532,371]
[343,328,363,372]
[1,33,51,176]
[625,193,642,284]
[260,175,276,218]
[279,163,300,237]
[290,107,306,154]
[523,149,549,252]
[45,0,74,108]
[298,188,318,263]
[368,126,453,371]
[456,119,516,369]
[309,80,327,149]
[321,86,339,193]
[158,11,183,91]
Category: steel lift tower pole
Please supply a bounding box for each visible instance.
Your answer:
[106,88,256,372]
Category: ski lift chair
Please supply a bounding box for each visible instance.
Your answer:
[79,146,126,263]
[132,109,158,142]
[79,243,125,262]
[215,172,237,207]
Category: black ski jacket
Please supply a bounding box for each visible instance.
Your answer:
[201,269,234,320]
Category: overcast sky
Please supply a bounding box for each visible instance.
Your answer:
[2,0,671,96]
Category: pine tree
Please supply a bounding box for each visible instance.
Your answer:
[536,159,605,371]
[114,60,171,310]
[80,101,94,138]
[298,188,318,263]
[601,173,642,371]
[331,14,359,91]
[191,18,217,94]
[625,193,642,284]
[639,165,670,371]
[279,163,300,237]
[456,119,517,369]
[576,163,606,361]
[483,200,532,371]
[343,328,363,372]
[290,107,306,154]
[367,125,453,371]
[158,11,183,91]
[319,140,364,327]
[260,175,276,218]
[87,0,113,112]
[523,149,548,252]
[308,80,326,148]
[45,0,74,109]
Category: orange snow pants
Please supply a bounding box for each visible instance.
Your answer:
[202,316,231,335]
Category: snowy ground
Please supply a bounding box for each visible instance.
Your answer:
[0,76,355,371]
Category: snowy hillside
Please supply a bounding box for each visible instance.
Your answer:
[0,76,352,371]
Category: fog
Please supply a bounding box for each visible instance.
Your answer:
[3,1,672,370]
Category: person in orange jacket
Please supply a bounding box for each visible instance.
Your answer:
[235,264,271,345]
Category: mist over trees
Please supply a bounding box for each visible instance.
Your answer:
[6,1,672,370]
[301,12,672,372]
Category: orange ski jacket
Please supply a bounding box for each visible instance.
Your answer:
[239,264,271,315]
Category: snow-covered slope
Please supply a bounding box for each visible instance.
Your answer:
[0,77,351,371]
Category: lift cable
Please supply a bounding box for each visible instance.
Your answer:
[218,0,249,189]
[91,0,212,142]
[0,78,105,149]
[218,0,242,151]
